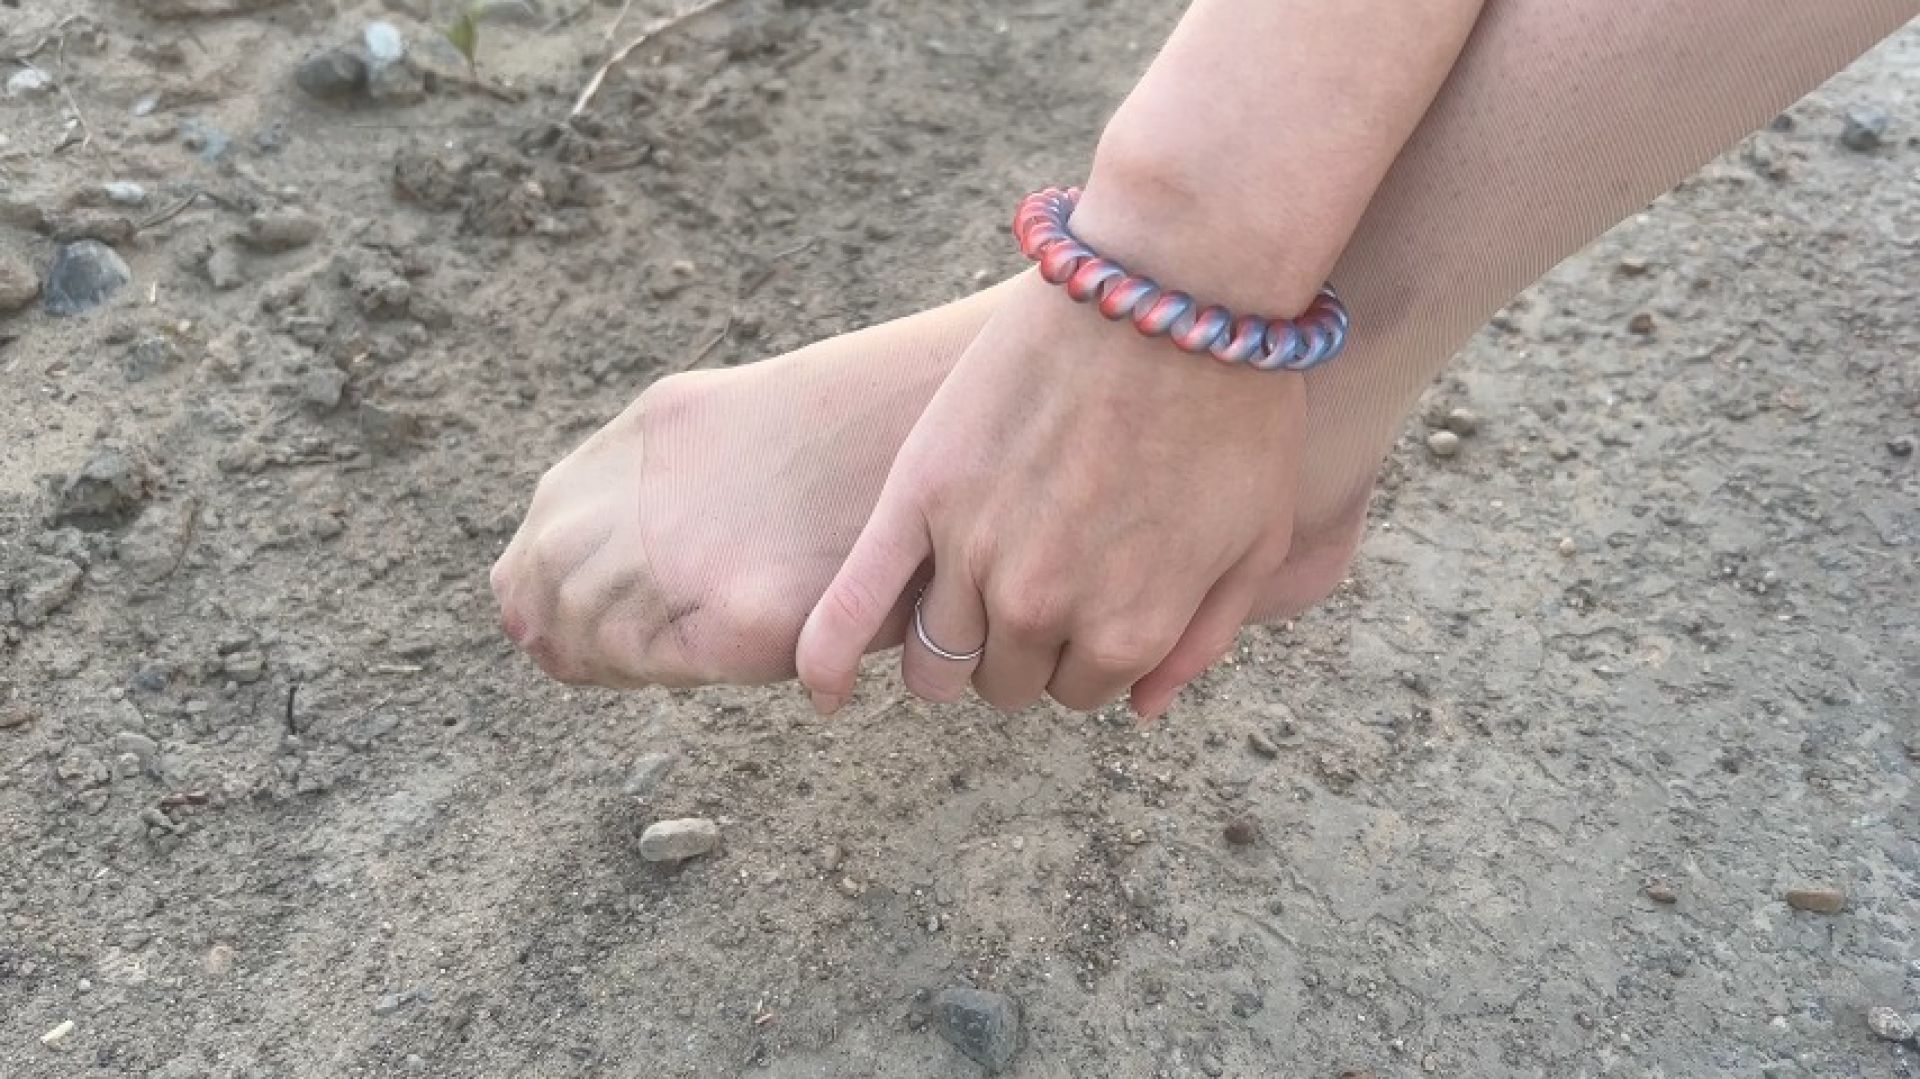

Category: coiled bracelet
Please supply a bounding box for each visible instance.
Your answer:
[1013,186,1350,371]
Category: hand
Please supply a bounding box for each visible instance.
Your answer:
[795,270,1308,719]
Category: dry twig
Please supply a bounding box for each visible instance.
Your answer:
[569,0,745,122]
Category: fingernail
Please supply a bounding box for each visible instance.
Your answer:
[810,691,846,716]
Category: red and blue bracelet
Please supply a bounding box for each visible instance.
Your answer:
[1013,186,1350,371]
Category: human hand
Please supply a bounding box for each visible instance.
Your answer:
[795,269,1309,720]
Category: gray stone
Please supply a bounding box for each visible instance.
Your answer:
[1784,886,1846,914]
[113,732,159,762]
[44,241,132,317]
[56,752,110,789]
[638,817,720,863]
[243,209,322,252]
[366,60,427,106]
[298,366,348,411]
[1866,1007,1914,1043]
[205,247,246,291]
[101,183,150,207]
[364,22,407,66]
[1426,430,1461,459]
[178,118,233,162]
[932,987,1022,1073]
[1444,408,1480,436]
[17,557,83,627]
[296,50,368,100]
[222,650,267,684]
[57,445,150,529]
[6,68,52,98]
[1840,106,1890,152]
[0,255,38,313]
[622,752,676,796]
[123,336,181,382]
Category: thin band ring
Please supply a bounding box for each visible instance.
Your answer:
[912,592,985,663]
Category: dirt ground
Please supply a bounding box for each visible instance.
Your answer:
[2,2,1916,1076]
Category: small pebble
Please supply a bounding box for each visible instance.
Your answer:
[1866,1006,1914,1043]
[1840,105,1889,152]
[295,49,369,100]
[1889,435,1914,458]
[1223,818,1258,846]
[1645,881,1678,905]
[364,21,407,67]
[1558,537,1578,558]
[1628,312,1656,335]
[7,68,53,97]
[622,752,675,796]
[243,208,323,252]
[1426,430,1461,458]
[40,1019,74,1046]
[43,241,132,317]
[0,255,39,313]
[1615,255,1650,276]
[1247,730,1279,759]
[638,817,720,863]
[205,247,246,291]
[932,987,1022,1073]
[113,731,159,762]
[101,182,149,207]
[1444,408,1479,436]
[1784,886,1846,914]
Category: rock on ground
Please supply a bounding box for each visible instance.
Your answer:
[932,987,1022,1073]
[638,818,720,863]
[1866,1007,1914,1043]
[0,255,38,313]
[43,241,132,316]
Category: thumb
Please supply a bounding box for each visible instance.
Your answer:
[797,497,930,715]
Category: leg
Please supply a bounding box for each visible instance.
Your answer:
[496,0,1914,689]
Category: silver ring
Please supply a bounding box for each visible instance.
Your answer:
[913,592,984,663]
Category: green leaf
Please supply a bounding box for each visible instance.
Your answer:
[444,11,479,68]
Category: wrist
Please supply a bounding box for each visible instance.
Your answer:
[1073,119,1343,316]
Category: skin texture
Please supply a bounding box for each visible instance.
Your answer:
[492,0,1915,716]
[795,0,1487,718]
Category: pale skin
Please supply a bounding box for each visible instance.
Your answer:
[491,0,1914,717]
[796,0,1487,719]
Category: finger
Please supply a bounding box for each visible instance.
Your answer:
[796,497,931,715]
[971,587,1065,713]
[900,548,988,704]
[1129,570,1259,723]
[1047,618,1182,714]
[501,513,615,671]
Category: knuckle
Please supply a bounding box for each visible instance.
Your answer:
[1080,626,1172,675]
[989,587,1065,641]
[824,574,887,634]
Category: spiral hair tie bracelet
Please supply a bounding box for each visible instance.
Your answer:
[1013,186,1350,371]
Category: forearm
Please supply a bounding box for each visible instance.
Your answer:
[1071,0,1486,315]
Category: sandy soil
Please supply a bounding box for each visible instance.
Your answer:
[1,2,1916,1076]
